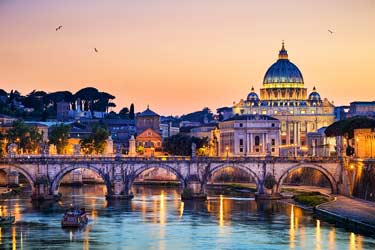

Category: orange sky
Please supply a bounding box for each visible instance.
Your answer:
[0,0,374,116]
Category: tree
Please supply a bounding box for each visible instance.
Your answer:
[119,107,130,119]
[80,123,110,154]
[0,132,6,157]
[163,134,209,156]
[129,103,135,120]
[7,120,43,154]
[49,124,71,154]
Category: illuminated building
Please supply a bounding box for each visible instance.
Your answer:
[218,114,280,156]
[232,42,335,156]
[353,128,375,158]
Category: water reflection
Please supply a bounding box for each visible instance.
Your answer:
[0,185,373,249]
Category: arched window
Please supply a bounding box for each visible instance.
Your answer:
[255,136,260,146]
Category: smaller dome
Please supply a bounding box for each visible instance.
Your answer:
[247,86,259,102]
[308,86,321,101]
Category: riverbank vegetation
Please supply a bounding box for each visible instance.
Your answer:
[293,191,330,207]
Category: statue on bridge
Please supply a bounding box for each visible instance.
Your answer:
[191,143,196,158]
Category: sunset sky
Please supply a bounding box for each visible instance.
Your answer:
[0,0,374,116]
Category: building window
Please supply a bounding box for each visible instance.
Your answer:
[239,139,244,146]
[311,110,315,114]
[282,139,286,144]
[271,139,275,146]
[272,148,275,152]
[240,148,243,153]
[274,110,278,114]
[262,110,267,115]
[281,122,286,132]
[301,109,306,114]
[271,123,275,127]
[255,136,260,146]
[290,110,294,114]
[239,123,243,127]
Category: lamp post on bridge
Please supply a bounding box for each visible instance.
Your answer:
[225,145,229,159]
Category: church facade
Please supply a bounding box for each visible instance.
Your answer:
[230,42,335,156]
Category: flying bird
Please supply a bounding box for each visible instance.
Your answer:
[328,29,334,34]
[56,25,63,31]
[94,48,98,53]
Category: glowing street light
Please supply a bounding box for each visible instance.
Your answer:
[225,145,229,158]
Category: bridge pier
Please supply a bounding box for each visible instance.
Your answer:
[31,175,57,201]
[105,175,134,200]
[7,171,19,187]
[181,179,207,201]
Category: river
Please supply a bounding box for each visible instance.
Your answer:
[0,185,374,249]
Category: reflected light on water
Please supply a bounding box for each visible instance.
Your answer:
[12,226,16,250]
[160,190,165,225]
[20,232,23,250]
[91,199,97,222]
[328,227,336,250]
[316,220,321,250]
[83,226,90,250]
[14,202,21,221]
[0,228,2,244]
[219,195,224,227]
[350,232,363,250]
[290,205,295,249]
[179,201,184,217]
[159,190,166,250]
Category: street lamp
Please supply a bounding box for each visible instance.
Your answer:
[225,145,229,159]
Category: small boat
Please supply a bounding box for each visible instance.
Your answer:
[0,215,15,225]
[61,207,88,228]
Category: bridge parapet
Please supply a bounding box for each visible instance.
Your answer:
[0,155,342,165]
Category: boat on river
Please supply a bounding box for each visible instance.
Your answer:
[61,207,88,228]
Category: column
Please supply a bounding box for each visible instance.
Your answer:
[246,133,250,156]
[286,122,290,145]
[294,122,298,157]
[262,133,266,154]
[249,134,252,154]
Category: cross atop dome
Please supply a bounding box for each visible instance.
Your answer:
[278,40,288,60]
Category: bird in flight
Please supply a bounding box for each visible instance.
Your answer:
[56,25,63,31]
[94,48,98,53]
[328,29,334,34]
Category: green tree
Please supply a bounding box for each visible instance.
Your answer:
[163,134,208,156]
[7,120,43,154]
[49,124,71,154]
[80,124,110,154]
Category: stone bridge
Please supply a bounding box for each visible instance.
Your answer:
[0,156,351,201]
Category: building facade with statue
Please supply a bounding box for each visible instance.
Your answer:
[229,42,335,156]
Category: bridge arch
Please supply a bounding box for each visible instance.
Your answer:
[0,164,35,192]
[276,163,338,194]
[50,164,112,195]
[208,163,260,190]
[129,164,186,189]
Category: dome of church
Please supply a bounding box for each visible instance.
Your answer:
[247,86,259,102]
[263,42,304,85]
[308,86,321,101]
